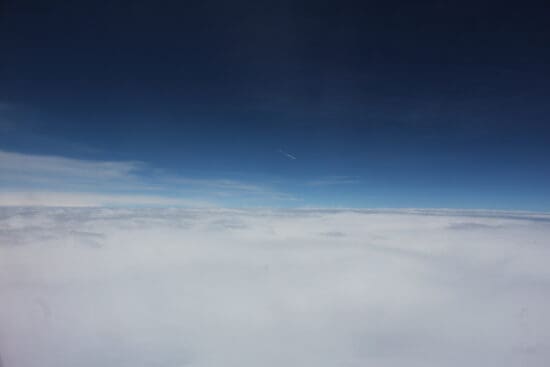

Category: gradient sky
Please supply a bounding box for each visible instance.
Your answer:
[1,0,550,209]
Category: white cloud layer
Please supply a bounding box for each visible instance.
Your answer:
[1,208,550,366]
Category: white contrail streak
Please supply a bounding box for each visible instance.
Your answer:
[278,149,297,160]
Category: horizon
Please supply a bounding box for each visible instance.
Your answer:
[1,146,549,211]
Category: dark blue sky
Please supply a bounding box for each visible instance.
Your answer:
[1,0,550,209]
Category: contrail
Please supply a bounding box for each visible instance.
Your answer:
[278,149,297,160]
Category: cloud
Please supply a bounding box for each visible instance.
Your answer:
[0,150,294,206]
[278,149,297,160]
[0,150,142,183]
[320,230,347,237]
[0,191,212,207]
[1,208,549,366]
[306,176,360,186]
[446,221,504,230]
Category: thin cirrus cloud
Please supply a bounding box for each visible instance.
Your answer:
[305,176,361,186]
[0,150,295,206]
[0,191,210,207]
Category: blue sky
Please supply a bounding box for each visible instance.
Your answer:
[1,0,550,210]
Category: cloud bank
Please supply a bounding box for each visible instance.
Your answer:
[1,208,549,366]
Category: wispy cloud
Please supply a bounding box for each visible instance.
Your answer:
[0,150,294,206]
[305,176,360,186]
[278,149,297,160]
[0,150,143,182]
[0,191,211,207]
